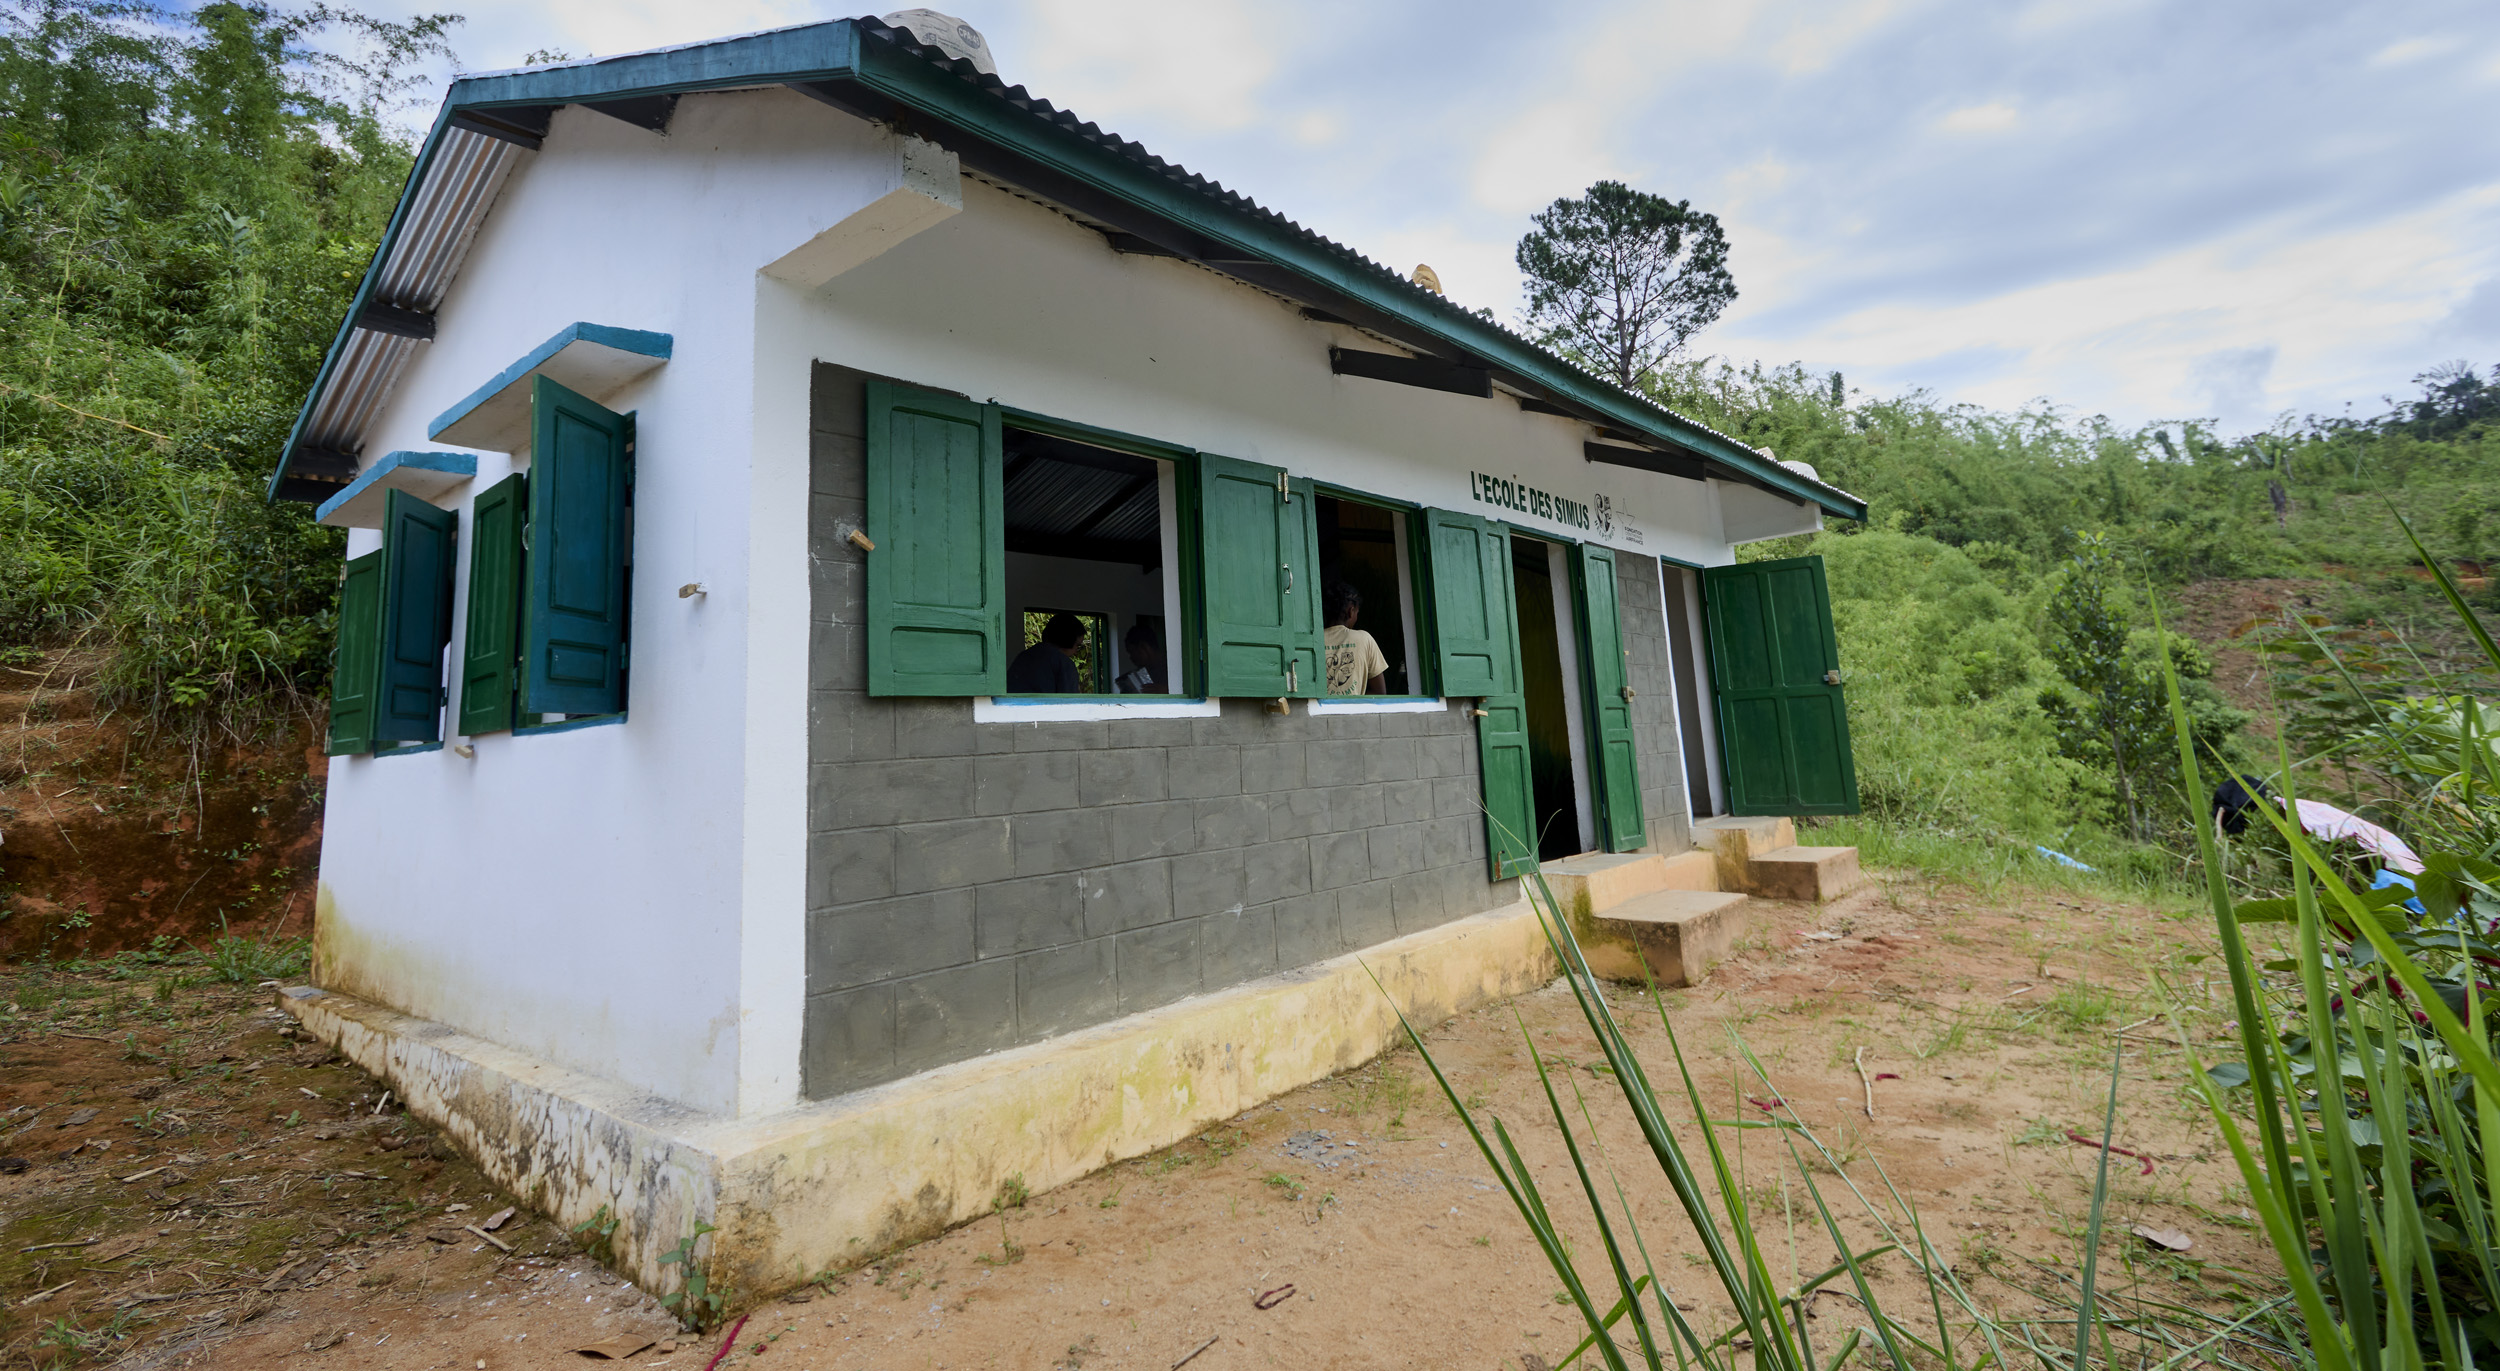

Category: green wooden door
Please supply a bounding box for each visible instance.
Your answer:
[1574,544,1645,851]
[865,382,1006,695]
[1701,556,1859,815]
[1196,455,1322,697]
[1424,509,1534,877]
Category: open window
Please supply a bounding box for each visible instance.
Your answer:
[1000,426,1181,697]
[1313,495,1422,697]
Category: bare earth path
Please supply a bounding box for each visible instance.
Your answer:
[3,873,2283,1370]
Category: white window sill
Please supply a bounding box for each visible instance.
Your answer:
[1306,696,1447,715]
[974,696,1221,723]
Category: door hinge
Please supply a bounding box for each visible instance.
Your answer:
[1286,662,1298,693]
[1276,470,1291,503]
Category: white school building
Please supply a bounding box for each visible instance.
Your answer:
[270,14,1868,1300]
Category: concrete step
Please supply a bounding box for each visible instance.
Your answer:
[1691,815,1798,891]
[1576,889,1749,987]
[1536,850,1721,917]
[1746,845,1865,902]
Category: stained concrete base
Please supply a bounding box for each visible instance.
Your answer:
[276,898,1559,1308]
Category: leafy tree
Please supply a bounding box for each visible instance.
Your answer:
[1515,180,1734,389]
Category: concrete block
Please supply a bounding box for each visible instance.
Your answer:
[1311,831,1371,890]
[1243,838,1313,905]
[807,826,895,908]
[1114,921,1203,1013]
[1263,788,1332,839]
[1012,807,1113,877]
[894,959,1017,1074]
[1362,737,1419,783]
[800,984,896,1094]
[1420,816,1475,871]
[1380,779,1433,825]
[1077,860,1172,937]
[806,891,976,993]
[807,689,858,765]
[1010,722,1107,753]
[1389,870,1448,934]
[1577,889,1748,988]
[1534,852,1668,918]
[1165,746,1243,799]
[1193,794,1270,849]
[1420,733,1471,779]
[894,818,1014,894]
[1747,846,1865,902]
[891,698,978,758]
[1170,848,1247,918]
[1270,890,1341,969]
[1201,906,1279,989]
[974,875,1083,957]
[817,758,970,827]
[1304,738,1367,787]
[1367,823,1429,880]
[1240,741,1307,793]
[809,619,867,691]
[1014,940,1116,1040]
[1080,749,1167,805]
[1434,776,1486,819]
[1110,800,1198,862]
[1339,879,1399,949]
[973,752,1080,816]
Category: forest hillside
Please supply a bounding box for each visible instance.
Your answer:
[0,1,2493,955]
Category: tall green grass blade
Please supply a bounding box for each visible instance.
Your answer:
[1525,1032,1667,1369]
[2070,1046,2121,1371]
[1555,1274,1653,1370]
[2148,594,2302,1223]
[2393,505,2500,678]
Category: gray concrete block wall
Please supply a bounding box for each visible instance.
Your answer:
[1616,552,1694,854]
[804,364,1514,1100]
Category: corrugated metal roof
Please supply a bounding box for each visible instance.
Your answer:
[271,16,1862,519]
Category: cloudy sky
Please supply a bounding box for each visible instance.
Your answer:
[356,1,2500,437]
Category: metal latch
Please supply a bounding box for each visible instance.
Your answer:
[1286,662,1298,693]
[1823,669,1843,686]
[1621,686,1636,702]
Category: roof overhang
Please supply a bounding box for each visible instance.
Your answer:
[271,18,1865,523]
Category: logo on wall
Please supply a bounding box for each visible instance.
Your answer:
[1593,493,1615,537]
[1468,471,1592,530]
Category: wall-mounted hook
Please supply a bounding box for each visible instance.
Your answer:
[678,582,707,599]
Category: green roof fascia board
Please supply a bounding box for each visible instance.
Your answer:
[444,22,862,111]
[839,39,1862,521]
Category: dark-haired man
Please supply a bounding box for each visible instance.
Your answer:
[1323,582,1388,695]
[1006,612,1087,693]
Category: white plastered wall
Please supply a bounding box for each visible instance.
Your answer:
[316,92,951,1117]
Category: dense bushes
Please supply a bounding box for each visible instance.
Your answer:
[0,1,447,733]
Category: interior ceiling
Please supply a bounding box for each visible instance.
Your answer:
[1003,429,1160,566]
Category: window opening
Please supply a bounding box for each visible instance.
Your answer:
[1315,495,1419,695]
[1511,533,1595,861]
[1001,427,1179,696]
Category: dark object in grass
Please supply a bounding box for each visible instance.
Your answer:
[0,1156,27,1174]
[2066,1129,2156,1175]
[1253,1284,1294,1309]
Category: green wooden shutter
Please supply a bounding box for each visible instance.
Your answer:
[1574,544,1646,851]
[864,382,1005,696]
[1422,509,1517,697]
[326,550,384,756]
[1702,555,1860,816]
[374,488,458,744]
[524,376,631,716]
[1195,454,1322,697]
[458,473,526,735]
[1421,509,1534,875]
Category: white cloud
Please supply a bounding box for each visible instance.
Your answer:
[1938,101,2019,133]
[1469,100,1621,216]
[1013,0,1278,131]
[2369,35,2461,67]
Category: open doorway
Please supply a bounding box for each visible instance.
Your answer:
[1509,534,1597,861]
[1000,426,1182,696]
[1659,562,1722,817]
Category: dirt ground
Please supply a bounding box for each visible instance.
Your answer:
[2,872,2287,1370]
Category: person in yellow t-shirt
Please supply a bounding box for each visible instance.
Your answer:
[1323,581,1389,695]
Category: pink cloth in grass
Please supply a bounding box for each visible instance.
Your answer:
[2289,798,2424,875]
